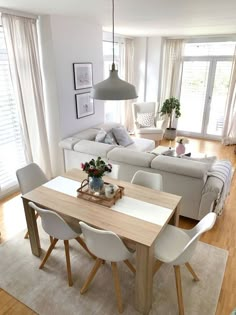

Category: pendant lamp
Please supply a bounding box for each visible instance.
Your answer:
[91,0,138,100]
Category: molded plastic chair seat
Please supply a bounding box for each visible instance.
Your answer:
[131,170,163,191]
[16,163,48,239]
[154,212,217,315]
[29,202,95,287]
[79,221,135,313]
[154,225,191,263]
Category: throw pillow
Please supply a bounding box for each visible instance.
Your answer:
[137,112,155,128]
[95,128,107,142]
[112,126,134,147]
[104,131,117,145]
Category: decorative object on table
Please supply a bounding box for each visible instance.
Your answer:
[91,0,137,101]
[81,157,112,193]
[75,92,94,119]
[73,63,93,90]
[160,97,181,140]
[175,137,189,156]
[77,180,124,207]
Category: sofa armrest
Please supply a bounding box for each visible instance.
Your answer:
[59,137,80,150]
[198,176,224,219]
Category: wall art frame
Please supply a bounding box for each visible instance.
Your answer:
[73,62,93,90]
[75,92,94,119]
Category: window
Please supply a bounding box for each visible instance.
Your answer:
[178,41,235,138]
[103,38,125,123]
[0,27,27,198]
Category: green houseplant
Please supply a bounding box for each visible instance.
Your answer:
[160,97,181,140]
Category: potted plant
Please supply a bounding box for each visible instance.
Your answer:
[81,157,112,193]
[160,97,181,140]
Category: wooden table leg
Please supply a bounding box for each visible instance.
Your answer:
[135,243,154,315]
[22,198,41,257]
[169,201,181,227]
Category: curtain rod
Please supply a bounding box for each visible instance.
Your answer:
[0,7,38,19]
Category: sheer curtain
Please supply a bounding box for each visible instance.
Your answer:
[2,13,52,177]
[160,39,185,108]
[222,47,236,145]
[122,38,136,131]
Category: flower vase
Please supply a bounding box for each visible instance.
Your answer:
[176,143,186,156]
[89,177,104,193]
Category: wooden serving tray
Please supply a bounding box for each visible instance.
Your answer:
[77,179,124,207]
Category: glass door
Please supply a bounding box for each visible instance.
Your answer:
[178,58,232,139]
[178,60,210,134]
[205,61,232,136]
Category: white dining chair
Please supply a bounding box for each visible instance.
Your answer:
[131,170,163,191]
[29,202,95,286]
[79,221,136,313]
[154,212,217,315]
[16,163,48,239]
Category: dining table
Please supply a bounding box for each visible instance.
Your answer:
[21,169,181,315]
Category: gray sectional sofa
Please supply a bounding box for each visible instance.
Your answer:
[59,123,232,220]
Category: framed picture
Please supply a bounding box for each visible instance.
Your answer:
[75,92,94,119]
[73,63,93,90]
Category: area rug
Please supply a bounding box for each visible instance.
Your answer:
[0,228,228,315]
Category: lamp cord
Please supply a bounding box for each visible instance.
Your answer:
[112,0,115,70]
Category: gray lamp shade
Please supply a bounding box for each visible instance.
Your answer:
[91,69,138,101]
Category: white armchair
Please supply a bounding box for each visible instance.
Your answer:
[132,102,167,142]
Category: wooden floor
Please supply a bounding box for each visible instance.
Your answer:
[0,137,235,315]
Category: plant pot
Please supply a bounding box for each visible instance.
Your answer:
[89,177,104,193]
[164,128,177,140]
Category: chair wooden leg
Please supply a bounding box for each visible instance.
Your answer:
[185,262,199,281]
[64,240,73,286]
[124,260,136,274]
[111,262,123,313]
[50,236,54,244]
[39,238,58,269]
[24,212,39,239]
[174,265,184,315]
[153,260,163,276]
[75,236,97,259]
[80,258,103,294]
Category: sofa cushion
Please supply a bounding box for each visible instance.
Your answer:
[73,128,99,141]
[151,155,210,179]
[104,131,118,145]
[74,140,116,158]
[107,148,155,167]
[95,128,107,142]
[127,137,155,152]
[112,126,134,147]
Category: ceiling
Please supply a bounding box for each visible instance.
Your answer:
[1,0,236,37]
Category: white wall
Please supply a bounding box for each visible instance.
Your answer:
[134,36,162,105]
[39,15,104,175]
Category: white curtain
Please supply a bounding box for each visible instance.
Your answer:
[160,39,185,108]
[122,38,136,131]
[2,13,52,177]
[222,47,236,145]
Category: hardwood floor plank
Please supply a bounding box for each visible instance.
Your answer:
[0,138,235,314]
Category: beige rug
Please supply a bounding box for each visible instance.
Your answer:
[0,227,228,315]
